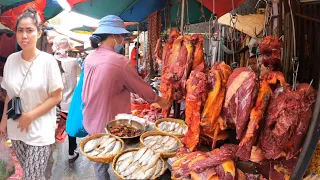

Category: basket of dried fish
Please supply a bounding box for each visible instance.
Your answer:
[154,118,188,138]
[80,133,124,163]
[140,131,182,158]
[112,148,165,179]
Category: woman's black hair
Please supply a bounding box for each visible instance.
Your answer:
[89,34,111,49]
[15,7,42,32]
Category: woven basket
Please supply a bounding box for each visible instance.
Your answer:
[80,133,124,163]
[112,148,165,180]
[154,118,187,138]
[140,131,182,159]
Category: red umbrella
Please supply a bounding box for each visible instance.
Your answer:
[197,0,245,18]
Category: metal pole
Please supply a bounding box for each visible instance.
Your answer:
[180,0,185,34]
[136,24,140,70]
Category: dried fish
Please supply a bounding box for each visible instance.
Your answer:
[157,121,187,135]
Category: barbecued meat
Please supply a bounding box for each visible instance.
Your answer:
[160,30,180,117]
[259,36,282,71]
[192,34,205,70]
[259,83,317,160]
[222,68,258,139]
[215,160,236,180]
[183,63,207,151]
[201,62,232,148]
[154,38,162,65]
[236,71,287,161]
[167,35,194,101]
[190,144,238,173]
[172,144,238,180]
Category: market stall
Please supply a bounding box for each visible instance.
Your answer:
[76,0,320,180]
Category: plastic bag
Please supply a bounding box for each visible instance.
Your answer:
[65,66,88,138]
[0,138,15,180]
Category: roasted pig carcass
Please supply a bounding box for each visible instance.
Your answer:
[183,63,207,151]
[167,35,194,101]
[258,36,282,71]
[191,34,205,70]
[222,68,258,139]
[201,62,232,148]
[259,83,317,160]
[160,30,180,117]
[236,71,287,161]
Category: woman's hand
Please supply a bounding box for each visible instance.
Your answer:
[0,120,7,138]
[17,113,34,133]
[156,96,171,109]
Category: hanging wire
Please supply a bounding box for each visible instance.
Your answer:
[231,0,237,66]
[184,0,191,34]
[288,0,299,91]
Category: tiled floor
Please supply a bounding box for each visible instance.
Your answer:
[47,138,171,180]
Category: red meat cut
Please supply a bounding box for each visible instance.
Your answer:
[222,68,258,139]
[259,83,317,160]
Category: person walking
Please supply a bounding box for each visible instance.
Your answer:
[0,7,63,179]
[53,35,80,162]
[82,15,170,180]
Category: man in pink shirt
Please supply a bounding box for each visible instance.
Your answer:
[82,15,170,180]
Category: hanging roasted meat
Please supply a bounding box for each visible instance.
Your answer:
[259,83,317,160]
[167,35,194,101]
[236,71,287,161]
[183,63,207,151]
[258,36,282,71]
[191,34,205,70]
[154,38,163,65]
[201,62,232,149]
[222,68,258,139]
[160,30,180,117]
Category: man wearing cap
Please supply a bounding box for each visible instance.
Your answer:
[82,15,170,179]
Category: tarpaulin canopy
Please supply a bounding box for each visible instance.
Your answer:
[69,0,244,30]
[0,0,62,30]
[197,0,246,17]
[70,22,143,34]
[0,0,23,6]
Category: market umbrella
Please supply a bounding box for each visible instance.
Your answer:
[0,0,63,30]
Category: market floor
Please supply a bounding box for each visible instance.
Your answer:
[47,138,115,180]
[46,138,172,180]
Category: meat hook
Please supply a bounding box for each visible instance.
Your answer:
[254,27,263,39]
[307,79,314,93]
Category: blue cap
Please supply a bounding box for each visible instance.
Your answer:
[93,15,130,35]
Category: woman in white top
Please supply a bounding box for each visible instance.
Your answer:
[0,7,63,180]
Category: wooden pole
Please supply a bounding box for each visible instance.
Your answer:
[180,0,185,34]
[136,24,140,69]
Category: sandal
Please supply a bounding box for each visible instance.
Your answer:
[68,152,79,163]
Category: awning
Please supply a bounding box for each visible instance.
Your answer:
[0,0,63,30]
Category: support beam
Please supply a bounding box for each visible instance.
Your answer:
[180,0,185,34]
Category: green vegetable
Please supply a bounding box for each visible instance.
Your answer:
[0,159,15,180]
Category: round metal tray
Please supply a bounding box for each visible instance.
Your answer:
[106,119,146,140]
